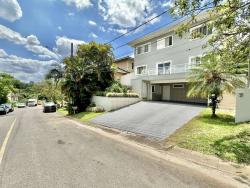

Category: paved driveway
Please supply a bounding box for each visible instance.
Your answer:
[91,101,204,140]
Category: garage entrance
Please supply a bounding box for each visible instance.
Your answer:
[149,83,207,104]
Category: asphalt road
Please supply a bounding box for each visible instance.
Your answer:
[0,107,236,188]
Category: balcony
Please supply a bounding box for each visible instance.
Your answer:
[136,63,189,77]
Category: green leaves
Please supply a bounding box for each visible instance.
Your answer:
[62,42,114,113]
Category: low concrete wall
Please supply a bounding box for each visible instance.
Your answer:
[92,96,141,111]
[235,88,250,123]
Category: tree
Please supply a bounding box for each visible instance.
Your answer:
[62,42,114,114]
[0,73,16,103]
[171,0,249,116]
[188,53,246,117]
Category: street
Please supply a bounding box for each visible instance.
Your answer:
[0,107,236,188]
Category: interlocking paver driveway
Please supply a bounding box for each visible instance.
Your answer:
[91,101,204,140]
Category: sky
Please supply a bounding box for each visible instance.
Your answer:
[0,0,175,82]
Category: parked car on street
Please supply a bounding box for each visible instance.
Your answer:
[0,104,8,115]
[43,102,57,113]
[17,102,26,108]
[27,99,37,107]
[4,103,14,112]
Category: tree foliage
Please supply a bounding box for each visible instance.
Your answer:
[62,42,114,114]
[171,0,249,116]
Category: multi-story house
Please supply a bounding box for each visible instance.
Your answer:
[128,12,215,105]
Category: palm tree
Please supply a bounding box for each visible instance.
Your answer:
[188,53,246,117]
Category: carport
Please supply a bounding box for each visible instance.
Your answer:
[91,101,204,140]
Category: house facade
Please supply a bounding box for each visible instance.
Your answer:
[114,56,134,81]
[128,13,213,104]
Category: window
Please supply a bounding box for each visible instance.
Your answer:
[190,25,213,39]
[166,36,173,46]
[136,43,151,55]
[157,36,173,50]
[173,84,184,88]
[144,44,149,53]
[188,56,202,69]
[131,63,134,70]
[137,46,142,55]
[136,65,147,75]
[152,85,155,93]
[157,62,171,75]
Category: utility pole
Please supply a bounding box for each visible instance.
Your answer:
[71,43,74,58]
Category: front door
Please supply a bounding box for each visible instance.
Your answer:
[162,85,170,101]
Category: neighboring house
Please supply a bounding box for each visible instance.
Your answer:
[128,12,235,108]
[114,56,134,86]
[7,93,18,102]
[128,13,212,104]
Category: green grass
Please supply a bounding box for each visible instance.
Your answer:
[168,109,250,164]
[57,108,104,122]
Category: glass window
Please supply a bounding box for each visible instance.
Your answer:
[152,85,155,93]
[144,44,149,53]
[137,46,142,54]
[158,62,171,75]
[189,56,202,69]
[166,36,173,46]
[136,66,146,75]
[191,25,213,39]
[173,84,184,88]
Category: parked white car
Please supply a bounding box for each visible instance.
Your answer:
[27,99,37,107]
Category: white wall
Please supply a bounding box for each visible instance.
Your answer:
[92,96,141,111]
[120,73,135,86]
[235,88,250,123]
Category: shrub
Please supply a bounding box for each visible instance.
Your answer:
[106,92,139,98]
[105,81,128,93]
[95,91,106,96]
[86,106,105,112]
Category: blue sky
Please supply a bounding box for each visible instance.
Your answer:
[0,0,174,82]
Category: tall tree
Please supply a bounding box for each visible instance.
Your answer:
[62,42,114,114]
[188,53,246,117]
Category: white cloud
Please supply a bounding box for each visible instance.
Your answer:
[68,12,75,16]
[26,35,40,45]
[58,26,62,30]
[0,49,57,82]
[98,0,153,28]
[0,24,59,59]
[162,0,174,8]
[0,49,7,57]
[62,0,92,10]
[88,20,97,26]
[54,36,85,57]
[0,0,22,22]
[89,32,98,38]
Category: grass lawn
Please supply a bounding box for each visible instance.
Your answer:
[167,108,250,164]
[57,108,104,122]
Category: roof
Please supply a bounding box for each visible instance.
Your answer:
[114,56,134,63]
[128,11,210,47]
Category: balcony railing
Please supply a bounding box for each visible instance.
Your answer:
[137,63,190,76]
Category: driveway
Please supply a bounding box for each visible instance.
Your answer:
[91,101,204,140]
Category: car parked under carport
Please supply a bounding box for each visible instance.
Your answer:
[91,101,204,140]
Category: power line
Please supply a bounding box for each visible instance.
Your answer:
[105,6,175,45]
